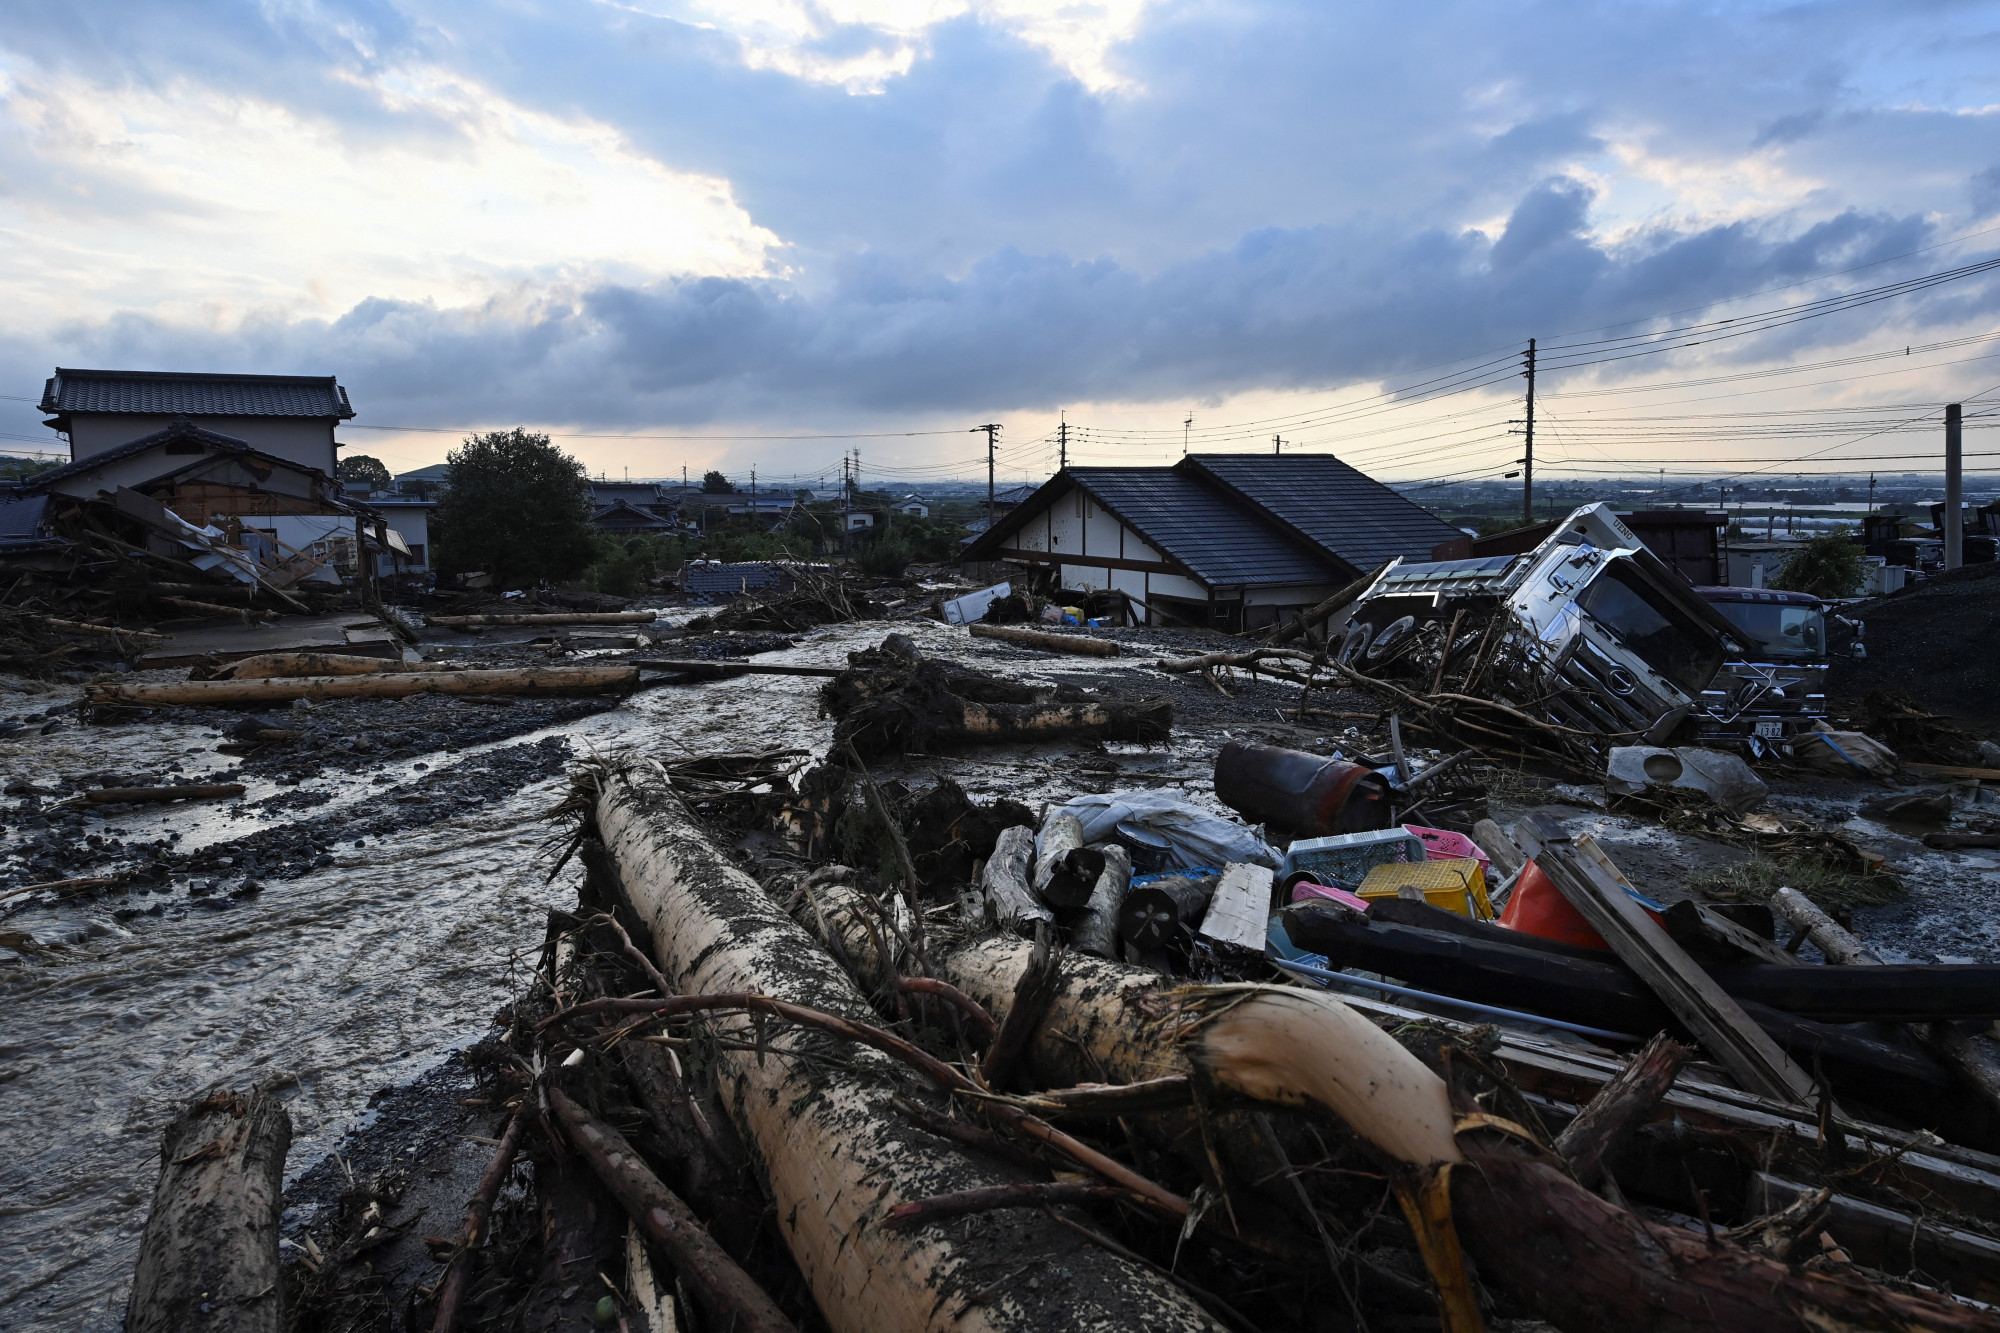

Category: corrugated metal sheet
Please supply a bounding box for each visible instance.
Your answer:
[681,561,794,595]
[42,369,354,419]
[1068,469,1337,588]
[1186,455,1464,572]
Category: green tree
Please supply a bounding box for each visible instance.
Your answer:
[433,429,596,588]
[1769,532,1866,599]
[338,454,392,489]
[701,470,734,493]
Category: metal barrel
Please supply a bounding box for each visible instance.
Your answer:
[1212,740,1393,837]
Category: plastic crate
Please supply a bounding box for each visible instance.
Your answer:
[1282,828,1425,887]
[1356,858,1493,919]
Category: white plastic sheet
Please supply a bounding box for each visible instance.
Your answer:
[1048,789,1280,871]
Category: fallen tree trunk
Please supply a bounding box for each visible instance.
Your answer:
[211,652,458,680]
[428,611,657,627]
[956,698,1171,746]
[981,825,1049,930]
[88,663,640,707]
[1263,561,1392,646]
[967,624,1120,656]
[591,760,1225,1333]
[547,1086,796,1333]
[82,784,244,805]
[918,936,2000,1333]
[163,596,274,621]
[127,1088,291,1333]
[43,616,168,641]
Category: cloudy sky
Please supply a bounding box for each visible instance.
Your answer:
[1,0,1998,489]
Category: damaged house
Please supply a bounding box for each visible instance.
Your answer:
[960,453,1467,629]
[5,368,401,591]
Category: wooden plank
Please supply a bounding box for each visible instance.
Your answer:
[1904,762,2000,781]
[1754,1173,2000,1303]
[1517,813,1816,1104]
[1196,863,1273,952]
[1663,899,1806,968]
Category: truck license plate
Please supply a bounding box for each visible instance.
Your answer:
[1754,721,1783,738]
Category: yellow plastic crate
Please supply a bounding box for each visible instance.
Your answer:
[1356,858,1493,920]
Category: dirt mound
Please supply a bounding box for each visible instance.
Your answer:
[1826,561,2000,735]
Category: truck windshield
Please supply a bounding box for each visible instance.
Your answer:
[1709,601,1824,662]
[1575,562,1725,695]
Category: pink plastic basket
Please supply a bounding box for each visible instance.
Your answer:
[1288,880,1372,913]
[1403,825,1491,873]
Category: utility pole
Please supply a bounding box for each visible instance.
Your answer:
[1521,337,1537,524]
[1946,402,1964,570]
[1058,414,1068,470]
[1868,472,1877,514]
[1272,435,1284,455]
[975,423,1002,529]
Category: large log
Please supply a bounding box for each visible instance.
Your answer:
[980,825,1050,930]
[592,760,1224,1333]
[967,624,1120,656]
[428,611,657,626]
[1070,844,1130,958]
[127,1088,291,1333]
[212,652,459,679]
[88,663,640,707]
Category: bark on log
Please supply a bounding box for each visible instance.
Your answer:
[967,624,1120,656]
[981,825,1050,931]
[127,1088,291,1333]
[428,612,657,626]
[1470,820,1524,879]
[1032,813,1086,903]
[1070,845,1130,959]
[44,616,168,640]
[1554,1034,1693,1190]
[213,652,457,679]
[592,760,1226,1333]
[83,784,244,804]
[88,663,640,707]
[956,698,1171,746]
[1770,886,1881,965]
[547,1086,796,1333]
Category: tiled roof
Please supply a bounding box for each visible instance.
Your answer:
[1183,454,1464,574]
[972,469,1337,588]
[41,369,355,419]
[0,493,50,539]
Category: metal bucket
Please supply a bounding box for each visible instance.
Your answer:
[1213,740,1393,838]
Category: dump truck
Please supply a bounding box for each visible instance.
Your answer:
[1328,503,1745,749]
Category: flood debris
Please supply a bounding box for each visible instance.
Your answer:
[85,662,644,709]
[822,634,1170,757]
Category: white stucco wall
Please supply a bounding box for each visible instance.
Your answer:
[66,415,339,476]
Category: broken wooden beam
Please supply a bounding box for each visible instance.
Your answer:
[87,663,641,707]
[42,616,168,641]
[967,624,1121,656]
[546,1086,796,1333]
[1517,814,1817,1104]
[127,1088,291,1333]
[427,611,657,627]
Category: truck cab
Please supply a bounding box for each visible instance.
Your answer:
[1691,587,1829,749]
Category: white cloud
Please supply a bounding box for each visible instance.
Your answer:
[614,0,1151,92]
[0,54,780,329]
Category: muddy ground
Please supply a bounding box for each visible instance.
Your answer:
[6,600,2000,1329]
